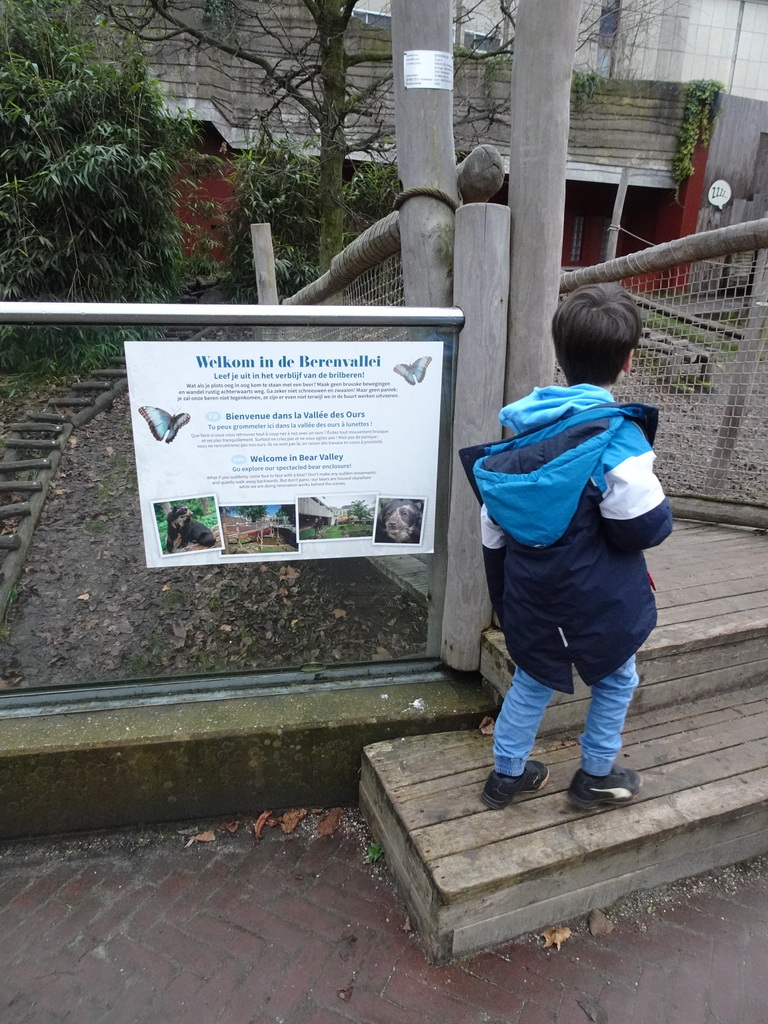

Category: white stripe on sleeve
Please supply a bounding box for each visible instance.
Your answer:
[600,451,667,520]
[481,504,506,548]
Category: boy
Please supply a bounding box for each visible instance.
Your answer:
[463,283,673,811]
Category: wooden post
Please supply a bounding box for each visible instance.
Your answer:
[704,244,768,496]
[505,0,583,406]
[391,0,459,658]
[250,223,279,304]
[442,204,511,671]
[390,0,459,307]
[605,167,630,262]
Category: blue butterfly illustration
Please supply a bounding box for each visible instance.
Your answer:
[138,406,190,444]
[393,355,432,386]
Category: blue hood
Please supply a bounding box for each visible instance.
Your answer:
[499,384,615,434]
[476,386,627,547]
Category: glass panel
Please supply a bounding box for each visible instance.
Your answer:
[0,322,456,692]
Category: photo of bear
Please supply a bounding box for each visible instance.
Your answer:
[151,496,223,556]
[373,498,425,545]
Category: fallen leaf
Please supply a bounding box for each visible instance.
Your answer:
[68,436,78,447]
[317,808,342,836]
[337,988,353,1002]
[106,445,114,455]
[219,624,233,632]
[161,584,171,592]
[541,925,572,950]
[279,808,308,834]
[77,593,90,601]
[279,565,300,580]
[194,830,216,843]
[332,608,347,618]
[253,810,274,839]
[402,916,412,933]
[587,909,615,937]
[220,820,240,834]
[478,715,495,736]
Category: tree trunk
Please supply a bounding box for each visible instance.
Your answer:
[317,4,349,272]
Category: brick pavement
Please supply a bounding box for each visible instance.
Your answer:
[2,811,767,1024]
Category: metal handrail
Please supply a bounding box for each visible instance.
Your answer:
[0,301,464,329]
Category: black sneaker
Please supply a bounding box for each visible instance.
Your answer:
[567,765,641,809]
[481,761,550,810]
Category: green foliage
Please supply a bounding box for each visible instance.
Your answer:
[0,0,198,373]
[222,136,399,302]
[343,160,399,240]
[364,842,384,863]
[572,70,601,109]
[672,80,723,191]
[223,135,321,302]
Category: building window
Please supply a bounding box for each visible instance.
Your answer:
[596,0,620,77]
[352,9,392,30]
[463,30,502,53]
[570,216,584,263]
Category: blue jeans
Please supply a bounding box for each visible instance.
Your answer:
[493,656,639,777]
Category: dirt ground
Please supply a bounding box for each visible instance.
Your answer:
[0,391,428,689]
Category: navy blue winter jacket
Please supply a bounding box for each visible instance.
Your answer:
[460,384,673,693]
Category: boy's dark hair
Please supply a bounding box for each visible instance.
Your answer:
[552,283,642,386]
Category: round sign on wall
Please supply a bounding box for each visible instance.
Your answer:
[708,180,732,209]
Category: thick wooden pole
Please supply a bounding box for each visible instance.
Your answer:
[605,167,630,262]
[391,0,458,658]
[442,204,511,670]
[390,0,458,307]
[505,0,583,405]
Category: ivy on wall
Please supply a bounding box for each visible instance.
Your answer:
[672,80,724,192]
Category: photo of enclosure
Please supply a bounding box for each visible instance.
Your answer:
[152,496,223,556]
[219,504,298,555]
[297,495,376,541]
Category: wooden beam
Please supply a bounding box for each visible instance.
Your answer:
[391,0,459,658]
[605,166,630,262]
[505,0,584,405]
[442,203,511,671]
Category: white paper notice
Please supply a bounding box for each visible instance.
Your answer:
[403,50,453,90]
[125,339,444,567]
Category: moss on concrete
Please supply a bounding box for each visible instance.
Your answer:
[0,675,494,838]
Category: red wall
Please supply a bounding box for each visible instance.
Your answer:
[175,123,236,264]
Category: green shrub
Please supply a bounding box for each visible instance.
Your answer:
[222,136,398,302]
[0,0,198,373]
[223,136,321,302]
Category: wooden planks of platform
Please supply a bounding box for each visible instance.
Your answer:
[481,520,768,730]
[360,679,768,963]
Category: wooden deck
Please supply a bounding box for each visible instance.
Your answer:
[360,520,768,963]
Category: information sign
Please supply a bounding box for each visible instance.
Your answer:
[125,339,444,566]
[403,50,454,89]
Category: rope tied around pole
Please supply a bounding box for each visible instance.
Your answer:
[393,186,459,213]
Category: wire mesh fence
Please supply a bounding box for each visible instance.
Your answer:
[337,253,404,307]
[602,252,768,507]
[290,215,766,509]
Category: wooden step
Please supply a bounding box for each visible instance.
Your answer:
[481,520,768,724]
[360,679,768,963]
